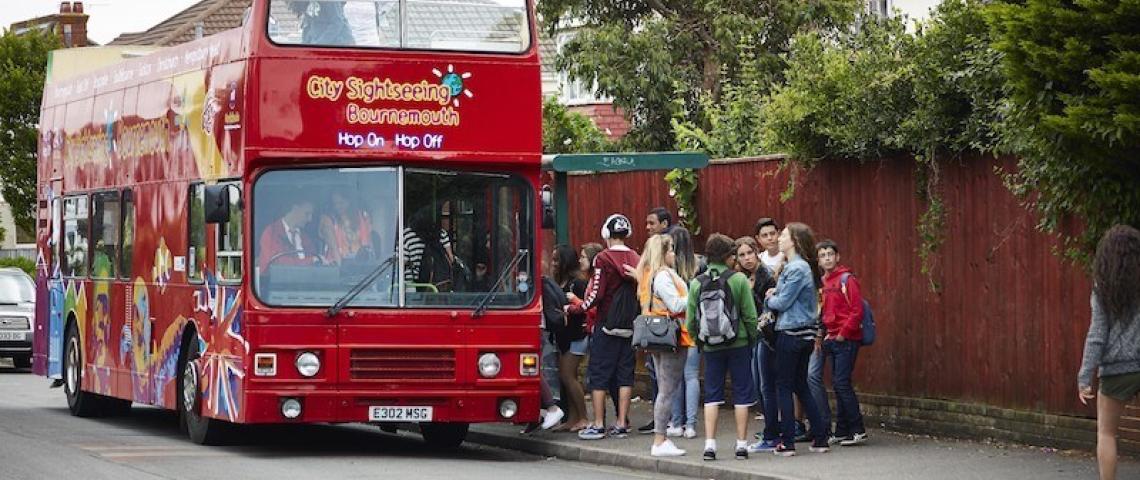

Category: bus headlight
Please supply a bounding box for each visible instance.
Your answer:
[519,353,539,376]
[295,351,320,377]
[478,353,501,378]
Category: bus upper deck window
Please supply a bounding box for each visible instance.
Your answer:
[268,0,530,53]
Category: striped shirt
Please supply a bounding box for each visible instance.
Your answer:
[401,228,450,282]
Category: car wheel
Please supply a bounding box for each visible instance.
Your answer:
[13,355,31,369]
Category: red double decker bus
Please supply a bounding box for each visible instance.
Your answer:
[33,0,542,447]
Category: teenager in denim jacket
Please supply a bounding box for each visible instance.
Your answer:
[763,222,830,456]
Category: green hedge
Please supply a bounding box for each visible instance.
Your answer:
[0,257,35,276]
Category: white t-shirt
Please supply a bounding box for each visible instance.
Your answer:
[759,250,785,274]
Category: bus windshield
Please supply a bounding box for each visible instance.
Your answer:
[268,0,531,53]
[253,166,534,309]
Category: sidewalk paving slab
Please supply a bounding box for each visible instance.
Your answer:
[468,399,1140,480]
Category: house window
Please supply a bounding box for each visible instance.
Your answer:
[556,33,603,105]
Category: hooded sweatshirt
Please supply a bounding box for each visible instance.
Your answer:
[568,245,640,331]
[820,265,864,342]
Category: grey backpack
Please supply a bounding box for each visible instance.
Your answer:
[696,270,740,346]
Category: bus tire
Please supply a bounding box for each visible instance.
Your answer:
[420,423,468,450]
[179,335,226,445]
[63,321,103,417]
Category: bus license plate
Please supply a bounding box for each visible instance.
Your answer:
[369,406,432,422]
[0,332,22,341]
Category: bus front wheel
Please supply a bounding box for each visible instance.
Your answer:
[63,322,106,417]
[179,337,227,445]
[420,423,468,450]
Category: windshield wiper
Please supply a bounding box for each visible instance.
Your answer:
[327,254,398,318]
[473,249,528,319]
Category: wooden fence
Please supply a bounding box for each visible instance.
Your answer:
[555,155,1102,420]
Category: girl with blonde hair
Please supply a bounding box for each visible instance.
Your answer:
[635,234,692,457]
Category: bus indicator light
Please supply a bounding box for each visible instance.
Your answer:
[254,353,277,376]
[520,354,538,376]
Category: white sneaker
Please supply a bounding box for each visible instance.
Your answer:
[540,406,564,430]
[683,426,698,439]
[665,425,684,437]
[651,440,687,457]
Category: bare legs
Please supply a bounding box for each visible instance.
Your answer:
[558,353,589,430]
[1097,393,1126,480]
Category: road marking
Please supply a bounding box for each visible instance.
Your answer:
[98,451,230,458]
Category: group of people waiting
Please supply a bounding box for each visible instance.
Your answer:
[535,208,871,460]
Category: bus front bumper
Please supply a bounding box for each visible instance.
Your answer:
[242,387,541,425]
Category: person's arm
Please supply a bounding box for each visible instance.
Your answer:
[838,274,865,340]
[765,264,806,312]
[653,271,687,314]
[569,256,606,314]
[732,272,758,342]
[1078,293,1108,390]
[686,277,700,342]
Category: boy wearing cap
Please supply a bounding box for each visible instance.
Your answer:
[568,214,641,440]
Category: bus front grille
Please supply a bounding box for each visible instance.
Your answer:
[349,349,456,380]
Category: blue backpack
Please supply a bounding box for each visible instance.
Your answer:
[840,273,876,346]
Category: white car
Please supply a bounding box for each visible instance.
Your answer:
[0,267,34,369]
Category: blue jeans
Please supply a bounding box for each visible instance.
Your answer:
[774,333,826,448]
[670,346,701,428]
[824,340,865,437]
[755,341,781,441]
[807,344,831,436]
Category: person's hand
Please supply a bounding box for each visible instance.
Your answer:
[835,335,846,343]
[765,288,776,298]
[622,264,638,279]
[1079,386,1095,405]
[814,338,823,352]
[566,292,579,302]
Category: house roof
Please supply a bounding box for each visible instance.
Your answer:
[109,0,252,46]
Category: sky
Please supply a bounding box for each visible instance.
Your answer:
[0,0,201,45]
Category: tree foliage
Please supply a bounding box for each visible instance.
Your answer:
[0,30,58,234]
[541,96,614,154]
[986,0,1140,261]
[539,0,859,151]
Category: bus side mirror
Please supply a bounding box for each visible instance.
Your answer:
[204,184,231,224]
[540,185,555,230]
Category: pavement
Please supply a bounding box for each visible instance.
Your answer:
[468,397,1140,480]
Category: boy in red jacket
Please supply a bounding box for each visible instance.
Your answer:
[815,240,868,446]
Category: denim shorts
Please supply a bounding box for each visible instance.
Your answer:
[569,337,590,356]
[702,345,757,407]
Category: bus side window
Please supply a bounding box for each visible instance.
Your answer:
[61,196,89,278]
[216,182,242,282]
[120,189,135,279]
[91,191,121,279]
[188,183,206,282]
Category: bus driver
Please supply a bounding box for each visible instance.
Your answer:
[259,197,322,272]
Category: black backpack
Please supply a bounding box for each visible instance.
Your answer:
[603,279,639,336]
[417,238,454,291]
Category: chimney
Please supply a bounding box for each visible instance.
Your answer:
[57,1,89,48]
